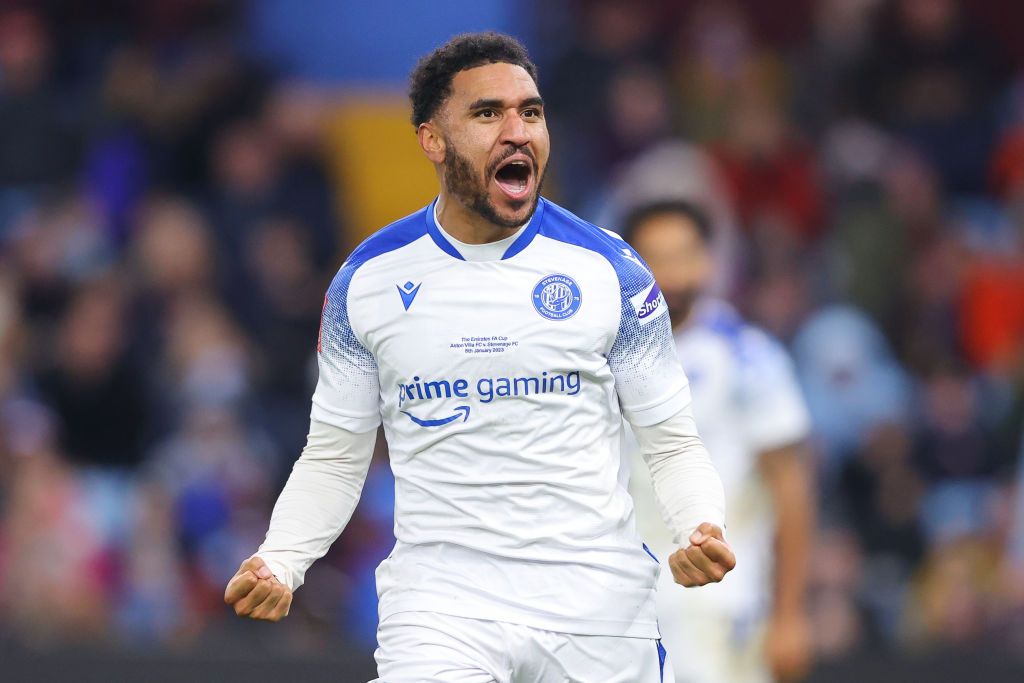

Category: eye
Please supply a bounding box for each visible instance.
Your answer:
[476,109,498,119]
[523,108,542,119]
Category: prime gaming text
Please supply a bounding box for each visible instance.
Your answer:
[398,370,582,407]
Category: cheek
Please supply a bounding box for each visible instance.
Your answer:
[693,256,713,283]
[535,128,552,160]
[646,260,681,289]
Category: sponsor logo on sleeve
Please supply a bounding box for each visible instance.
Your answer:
[630,281,668,325]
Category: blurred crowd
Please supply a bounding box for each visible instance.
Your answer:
[1,0,1023,665]
[541,0,1024,659]
[0,0,393,652]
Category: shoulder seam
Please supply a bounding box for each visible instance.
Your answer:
[344,206,432,274]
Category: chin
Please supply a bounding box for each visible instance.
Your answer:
[491,193,538,227]
[500,204,531,225]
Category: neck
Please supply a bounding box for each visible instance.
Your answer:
[435,192,519,245]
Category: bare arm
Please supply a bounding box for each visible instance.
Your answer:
[760,441,813,617]
[759,440,815,681]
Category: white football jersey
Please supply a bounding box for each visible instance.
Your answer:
[312,197,689,638]
[632,299,811,619]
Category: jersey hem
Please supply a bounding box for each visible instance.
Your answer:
[378,598,661,639]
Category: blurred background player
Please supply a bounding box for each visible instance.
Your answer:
[625,200,816,683]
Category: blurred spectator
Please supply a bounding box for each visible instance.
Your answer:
[668,1,786,144]
[237,216,323,455]
[204,112,338,306]
[792,306,912,474]
[854,0,1007,193]
[711,87,825,243]
[837,421,926,642]
[35,277,152,469]
[5,192,113,325]
[0,400,109,644]
[146,402,276,614]
[114,482,194,645]
[544,0,662,206]
[0,7,82,188]
[598,62,675,172]
[808,528,865,659]
[958,216,1024,375]
[162,294,253,410]
[910,535,1002,645]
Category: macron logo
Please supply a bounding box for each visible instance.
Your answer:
[397,281,421,311]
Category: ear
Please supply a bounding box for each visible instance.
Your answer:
[417,122,446,165]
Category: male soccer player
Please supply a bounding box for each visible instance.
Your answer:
[624,200,815,683]
[224,33,734,682]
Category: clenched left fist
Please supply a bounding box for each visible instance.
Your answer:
[224,555,292,622]
[669,522,736,587]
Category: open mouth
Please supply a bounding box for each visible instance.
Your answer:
[493,157,533,201]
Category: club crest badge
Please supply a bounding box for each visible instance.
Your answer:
[532,274,582,321]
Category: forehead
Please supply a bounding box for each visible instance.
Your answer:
[633,213,707,252]
[447,62,539,108]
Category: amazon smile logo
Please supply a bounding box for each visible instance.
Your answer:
[400,405,470,427]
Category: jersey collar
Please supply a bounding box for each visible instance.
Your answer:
[423,196,547,261]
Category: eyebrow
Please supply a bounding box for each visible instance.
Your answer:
[467,96,545,111]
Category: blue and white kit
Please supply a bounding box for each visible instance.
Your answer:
[257,197,725,680]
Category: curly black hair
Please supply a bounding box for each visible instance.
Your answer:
[408,32,539,127]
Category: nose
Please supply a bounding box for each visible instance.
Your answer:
[500,111,530,147]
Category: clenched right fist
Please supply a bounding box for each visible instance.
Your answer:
[224,555,292,622]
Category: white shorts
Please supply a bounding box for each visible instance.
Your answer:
[371,611,674,683]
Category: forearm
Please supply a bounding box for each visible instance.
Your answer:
[633,405,726,546]
[762,443,814,616]
[256,419,377,591]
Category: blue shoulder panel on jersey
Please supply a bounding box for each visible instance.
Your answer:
[323,204,434,357]
[532,198,652,297]
[532,199,671,371]
[345,204,434,273]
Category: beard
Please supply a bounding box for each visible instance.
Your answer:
[664,287,701,327]
[443,141,545,229]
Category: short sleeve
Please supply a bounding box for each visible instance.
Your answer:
[310,263,381,433]
[736,330,811,451]
[607,249,691,427]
